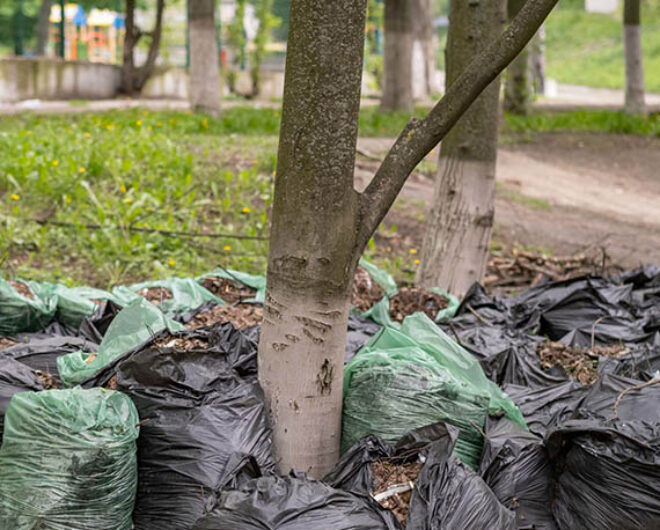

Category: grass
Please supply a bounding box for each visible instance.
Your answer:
[544,2,660,92]
[2,105,658,289]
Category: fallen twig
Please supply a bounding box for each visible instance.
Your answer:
[612,376,660,419]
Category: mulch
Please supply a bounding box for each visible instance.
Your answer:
[389,288,449,323]
[537,341,630,385]
[371,459,424,527]
[0,337,17,350]
[351,266,384,313]
[201,277,257,304]
[137,287,173,304]
[186,304,263,331]
[9,280,34,300]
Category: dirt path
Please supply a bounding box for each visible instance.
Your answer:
[357,133,660,268]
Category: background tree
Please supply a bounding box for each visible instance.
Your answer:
[188,0,221,114]
[417,0,507,297]
[381,0,413,111]
[122,0,165,95]
[226,0,247,94]
[624,0,645,114]
[504,0,531,114]
[411,0,439,99]
[250,0,277,97]
[259,0,559,477]
[35,0,52,55]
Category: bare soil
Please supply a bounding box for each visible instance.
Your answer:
[357,133,660,270]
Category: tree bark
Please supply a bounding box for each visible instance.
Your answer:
[411,0,438,99]
[417,0,506,297]
[504,0,531,115]
[530,24,546,95]
[260,0,558,476]
[258,0,366,478]
[35,0,53,56]
[122,0,137,95]
[624,0,645,115]
[188,0,221,114]
[381,0,413,111]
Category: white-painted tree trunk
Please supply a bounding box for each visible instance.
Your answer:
[624,24,645,115]
[189,0,221,115]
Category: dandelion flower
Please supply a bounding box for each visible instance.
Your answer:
[409,248,418,255]
[242,207,251,213]
[224,245,231,252]
[123,197,133,204]
[168,259,175,267]
[52,160,59,167]
[414,259,420,265]
[136,120,142,127]
[120,185,127,193]
[10,194,20,201]
[84,132,91,138]
[78,167,86,173]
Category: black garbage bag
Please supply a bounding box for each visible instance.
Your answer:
[503,382,589,438]
[345,314,381,363]
[116,347,275,530]
[0,357,43,438]
[192,473,402,530]
[406,423,516,530]
[546,374,660,530]
[480,417,557,529]
[1,335,97,382]
[598,341,660,381]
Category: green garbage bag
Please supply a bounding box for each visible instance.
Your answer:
[0,387,139,530]
[113,277,221,316]
[197,268,267,304]
[342,313,525,469]
[358,258,398,297]
[0,278,57,335]
[57,298,184,386]
[48,284,120,329]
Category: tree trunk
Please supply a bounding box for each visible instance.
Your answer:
[504,0,531,115]
[381,0,413,111]
[411,0,438,99]
[530,24,546,95]
[188,0,221,114]
[258,0,367,478]
[417,0,507,297]
[260,0,558,476]
[624,0,645,115]
[122,0,165,95]
[35,0,53,56]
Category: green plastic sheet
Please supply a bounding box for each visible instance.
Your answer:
[113,277,222,316]
[49,284,121,328]
[197,268,268,304]
[358,258,398,297]
[0,387,139,530]
[0,278,58,335]
[57,298,185,386]
[342,313,525,469]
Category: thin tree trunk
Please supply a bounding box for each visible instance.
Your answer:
[530,24,546,95]
[417,0,507,297]
[122,0,137,95]
[504,0,531,115]
[381,0,413,111]
[411,0,437,99]
[260,0,558,476]
[35,0,53,56]
[624,0,645,115]
[134,0,165,92]
[258,0,367,478]
[188,0,221,114]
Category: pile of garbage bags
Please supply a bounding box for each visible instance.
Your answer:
[0,263,659,528]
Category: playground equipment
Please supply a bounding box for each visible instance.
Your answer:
[49,4,124,64]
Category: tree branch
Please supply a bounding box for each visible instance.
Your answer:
[357,0,559,248]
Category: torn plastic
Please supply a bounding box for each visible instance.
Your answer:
[0,388,139,530]
[57,298,184,386]
[116,346,275,530]
[342,313,525,469]
[192,473,403,530]
[547,374,660,530]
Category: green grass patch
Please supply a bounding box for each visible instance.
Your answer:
[544,3,660,92]
[496,182,552,212]
[504,109,660,136]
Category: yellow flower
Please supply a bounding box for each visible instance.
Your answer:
[156,121,162,127]
[84,132,91,138]
[201,118,209,129]
[106,124,114,131]
[119,184,127,193]
[10,194,20,201]
[241,207,251,213]
[147,126,152,132]
[67,129,73,134]
[223,245,231,252]
[168,259,175,267]
[25,131,32,136]
[136,120,142,127]
[65,195,72,204]
[414,259,420,265]
[78,167,86,173]
[123,197,133,204]
[409,248,418,255]
[386,246,392,252]
[52,160,59,167]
